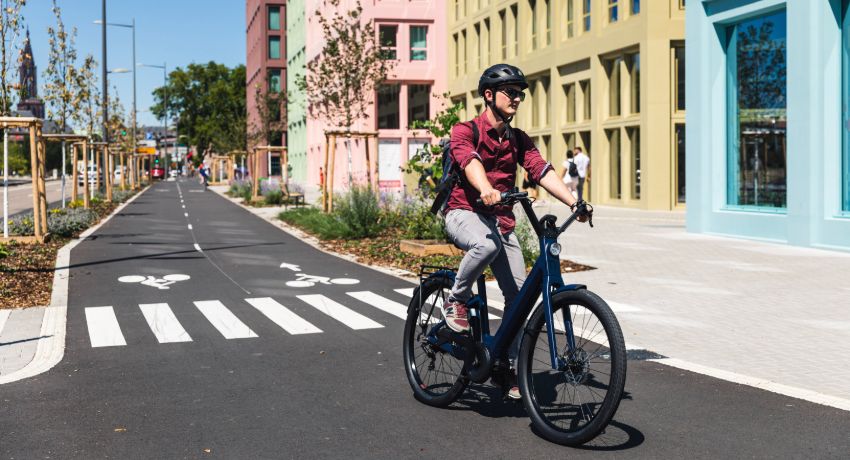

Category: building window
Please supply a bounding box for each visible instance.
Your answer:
[565,83,576,123]
[629,127,640,199]
[583,0,591,32]
[377,84,400,129]
[268,69,282,93]
[632,0,640,15]
[843,2,850,212]
[500,9,507,59]
[566,0,575,38]
[679,0,686,9]
[462,29,468,74]
[608,0,618,23]
[410,25,428,61]
[268,6,281,31]
[408,84,431,127]
[453,33,460,76]
[628,52,640,114]
[512,4,519,56]
[473,23,481,69]
[581,79,591,120]
[674,45,685,112]
[726,10,787,209]
[608,57,622,117]
[380,25,398,60]
[483,19,491,67]
[676,123,686,203]
[608,128,621,199]
[455,0,461,20]
[530,0,537,50]
[268,36,281,59]
[544,0,551,46]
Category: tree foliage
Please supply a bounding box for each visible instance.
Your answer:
[736,19,786,112]
[248,82,284,147]
[43,0,81,132]
[403,97,465,198]
[0,0,27,115]
[299,0,393,131]
[73,55,102,138]
[151,62,246,154]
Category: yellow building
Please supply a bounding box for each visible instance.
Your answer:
[447,0,686,210]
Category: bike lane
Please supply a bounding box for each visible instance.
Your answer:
[0,179,848,458]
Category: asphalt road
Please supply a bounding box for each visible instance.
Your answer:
[2,179,70,218]
[1,179,848,458]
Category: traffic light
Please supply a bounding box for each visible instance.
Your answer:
[121,129,127,136]
[154,157,160,165]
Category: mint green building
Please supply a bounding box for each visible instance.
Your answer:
[286,0,307,184]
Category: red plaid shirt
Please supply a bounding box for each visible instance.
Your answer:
[446,114,553,233]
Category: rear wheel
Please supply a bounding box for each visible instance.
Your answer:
[517,289,627,446]
[403,276,468,407]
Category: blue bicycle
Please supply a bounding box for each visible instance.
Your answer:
[403,191,627,446]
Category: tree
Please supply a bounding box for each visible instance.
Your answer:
[43,0,81,133]
[0,0,26,116]
[403,97,465,198]
[72,55,102,138]
[151,62,246,154]
[299,0,393,186]
[248,82,284,147]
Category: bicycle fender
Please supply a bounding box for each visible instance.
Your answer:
[552,284,587,296]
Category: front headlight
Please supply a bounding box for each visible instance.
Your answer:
[549,242,562,257]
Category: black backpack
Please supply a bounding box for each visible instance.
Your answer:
[430,121,478,216]
[568,160,579,178]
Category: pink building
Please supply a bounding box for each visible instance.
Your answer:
[246,0,286,178]
[304,0,447,194]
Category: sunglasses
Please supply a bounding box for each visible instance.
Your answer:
[498,87,526,102]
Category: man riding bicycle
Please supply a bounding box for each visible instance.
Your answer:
[443,63,587,399]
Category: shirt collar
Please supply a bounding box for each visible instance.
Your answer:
[475,112,501,140]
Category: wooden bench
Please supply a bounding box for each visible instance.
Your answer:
[283,188,305,207]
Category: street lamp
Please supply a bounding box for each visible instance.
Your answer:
[138,63,168,177]
[94,19,136,153]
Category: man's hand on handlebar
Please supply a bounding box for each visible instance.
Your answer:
[479,188,502,206]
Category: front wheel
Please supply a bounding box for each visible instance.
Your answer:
[517,289,627,446]
[403,276,468,407]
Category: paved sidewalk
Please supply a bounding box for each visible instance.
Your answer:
[522,201,850,403]
[0,308,45,377]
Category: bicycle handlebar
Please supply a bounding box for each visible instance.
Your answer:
[474,189,593,236]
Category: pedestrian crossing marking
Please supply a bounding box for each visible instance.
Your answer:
[245,297,323,335]
[139,303,192,343]
[85,306,127,347]
[346,291,407,320]
[297,294,384,330]
[193,300,259,339]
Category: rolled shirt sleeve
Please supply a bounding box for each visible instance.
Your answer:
[450,122,482,170]
[516,130,554,182]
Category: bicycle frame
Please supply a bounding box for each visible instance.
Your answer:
[424,198,588,372]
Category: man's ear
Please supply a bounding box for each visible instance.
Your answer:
[484,88,493,103]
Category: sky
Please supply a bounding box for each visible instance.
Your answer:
[22,0,246,128]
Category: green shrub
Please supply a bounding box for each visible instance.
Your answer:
[0,243,9,259]
[400,199,446,240]
[334,186,384,238]
[9,208,99,238]
[514,218,539,267]
[112,189,134,203]
[279,207,350,240]
[264,189,284,205]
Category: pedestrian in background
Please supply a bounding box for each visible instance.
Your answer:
[574,146,590,202]
[560,150,579,199]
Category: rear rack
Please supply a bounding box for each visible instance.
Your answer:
[418,265,457,282]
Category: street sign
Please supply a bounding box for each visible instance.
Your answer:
[177,146,188,156]
[138,140,156,148]
[136,147,156,154]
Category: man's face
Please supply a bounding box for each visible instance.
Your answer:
[487,84,524,117]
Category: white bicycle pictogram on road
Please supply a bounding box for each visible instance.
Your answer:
[285,273,360,288]
[118,274,191,290]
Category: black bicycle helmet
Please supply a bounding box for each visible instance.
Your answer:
[477,63,529,99]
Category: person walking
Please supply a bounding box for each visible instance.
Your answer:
[560,150,579,199]
[574,146,590,202]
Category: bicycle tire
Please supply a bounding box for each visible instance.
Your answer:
[517,289,627,446]
[403,276,468,407]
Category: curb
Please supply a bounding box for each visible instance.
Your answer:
[0,186,151,385]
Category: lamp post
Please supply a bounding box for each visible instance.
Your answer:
[94,18,136,154]
[138,63,168,177]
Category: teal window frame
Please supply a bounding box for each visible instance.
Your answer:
[268,69,282,94]
[725,8,788,212]
[269,36,281,60]
[841,0,850,213]
[268,6,280,31]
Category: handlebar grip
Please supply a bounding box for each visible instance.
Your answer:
[475,191,511,206]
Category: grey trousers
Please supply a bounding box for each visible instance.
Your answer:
[445,209,526,362]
